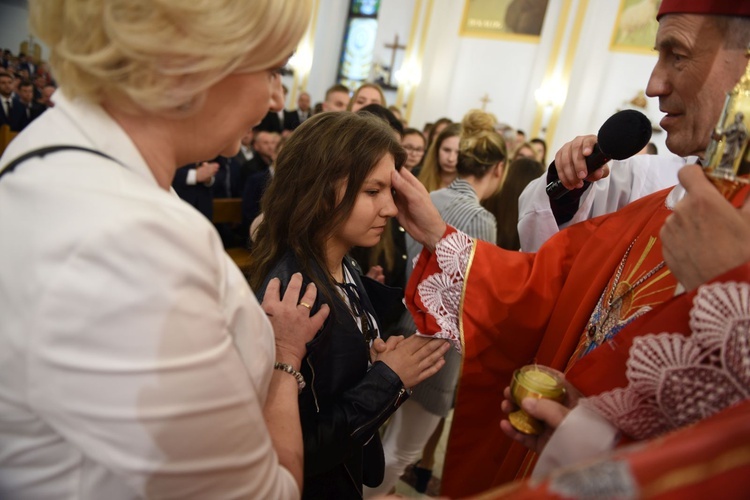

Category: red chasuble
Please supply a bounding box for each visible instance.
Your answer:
[406,187,681,497]
[470,261,750,499]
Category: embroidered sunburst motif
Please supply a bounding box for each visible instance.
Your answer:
[584,282,750,440]
[415,231,473,352]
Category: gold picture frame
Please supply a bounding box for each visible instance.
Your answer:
[609,0,659,54]
[459,0,549,43]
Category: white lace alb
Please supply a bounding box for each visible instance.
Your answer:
[584,281,750,440]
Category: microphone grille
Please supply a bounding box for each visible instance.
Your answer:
[597,110,652,160]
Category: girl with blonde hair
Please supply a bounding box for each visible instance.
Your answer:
[418,122,462,192]
[348,82,387,112]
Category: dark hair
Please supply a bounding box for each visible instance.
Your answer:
[427,117,452,147]
[358,103,404,136]
[403,127,425,141]
[646,142,658,155]
[483,158,545,250]
[530,137,547,163]
[18,79,33,90]
[457,109,506,179]
[249,112,406,296]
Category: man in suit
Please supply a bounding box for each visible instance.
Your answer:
[17,53,35,79]
[172,160,220,221]
[241,129,277,175]
[12,80,45,132]
[0,71,15,126]
[0,70,17,155]
[283,91,311,132]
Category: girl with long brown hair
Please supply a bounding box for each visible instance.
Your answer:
[250,111,449,499]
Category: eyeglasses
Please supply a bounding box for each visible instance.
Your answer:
[403,146,425,154]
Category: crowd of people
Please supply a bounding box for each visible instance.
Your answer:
[1,0,749,499]
[0,49,56,155]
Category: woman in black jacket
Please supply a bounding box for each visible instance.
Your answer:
[249,111,449,499]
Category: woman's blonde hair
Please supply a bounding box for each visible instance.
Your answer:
[418,122,461,193]
[458,109,506,179]
[29,0,311,114]
[347,83,386,111]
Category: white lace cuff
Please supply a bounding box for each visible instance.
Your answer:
[415,231,474,352]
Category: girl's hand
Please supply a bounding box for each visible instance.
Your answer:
[374,335,450,388]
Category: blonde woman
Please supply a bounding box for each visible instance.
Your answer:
[348,83,387,112]
[0,1,328,498]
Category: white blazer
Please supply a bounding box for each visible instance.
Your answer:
[0,92,298,499]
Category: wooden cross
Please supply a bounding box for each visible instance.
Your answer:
[480,93,492,110]
[384,34,407,86]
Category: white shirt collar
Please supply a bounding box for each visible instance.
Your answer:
[51,90,157,185]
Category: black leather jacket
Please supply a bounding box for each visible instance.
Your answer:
[255,252,408,499]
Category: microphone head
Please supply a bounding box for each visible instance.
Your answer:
[597,109,652,160]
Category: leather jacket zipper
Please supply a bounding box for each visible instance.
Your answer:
[306,357,320,413]
[343,463,364,498]
[351,386,407,438]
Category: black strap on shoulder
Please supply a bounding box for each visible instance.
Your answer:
[0,145,118,182]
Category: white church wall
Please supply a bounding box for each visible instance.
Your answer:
[302,0,351,106]
[554,0,671,159]
[408,0,571,135]
[397,0,670,159]
[371,0,415,107]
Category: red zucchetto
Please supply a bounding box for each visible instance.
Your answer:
[658,0,750,20]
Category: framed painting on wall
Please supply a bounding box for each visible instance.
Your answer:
[459,0,549,42]
[610,0,660,54]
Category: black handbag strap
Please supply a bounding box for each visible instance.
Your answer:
[0,145,119,181]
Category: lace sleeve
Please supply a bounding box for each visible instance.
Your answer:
[411,230,475,352]
[583,281,750,440]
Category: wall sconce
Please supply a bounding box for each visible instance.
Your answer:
[534,79,567,108]
[394,61,422,88]
[289,44,314,77]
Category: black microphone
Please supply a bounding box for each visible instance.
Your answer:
[546,109,652,200]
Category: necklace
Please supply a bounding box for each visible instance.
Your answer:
[584,238,667,350]
[336,272,376,345]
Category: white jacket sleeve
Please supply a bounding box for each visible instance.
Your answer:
[29,212,299,499]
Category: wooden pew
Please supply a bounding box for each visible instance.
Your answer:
[212,198,253,271]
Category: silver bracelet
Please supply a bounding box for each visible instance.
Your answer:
[273,362,306,394]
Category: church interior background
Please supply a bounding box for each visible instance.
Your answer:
[0,0,670,157]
